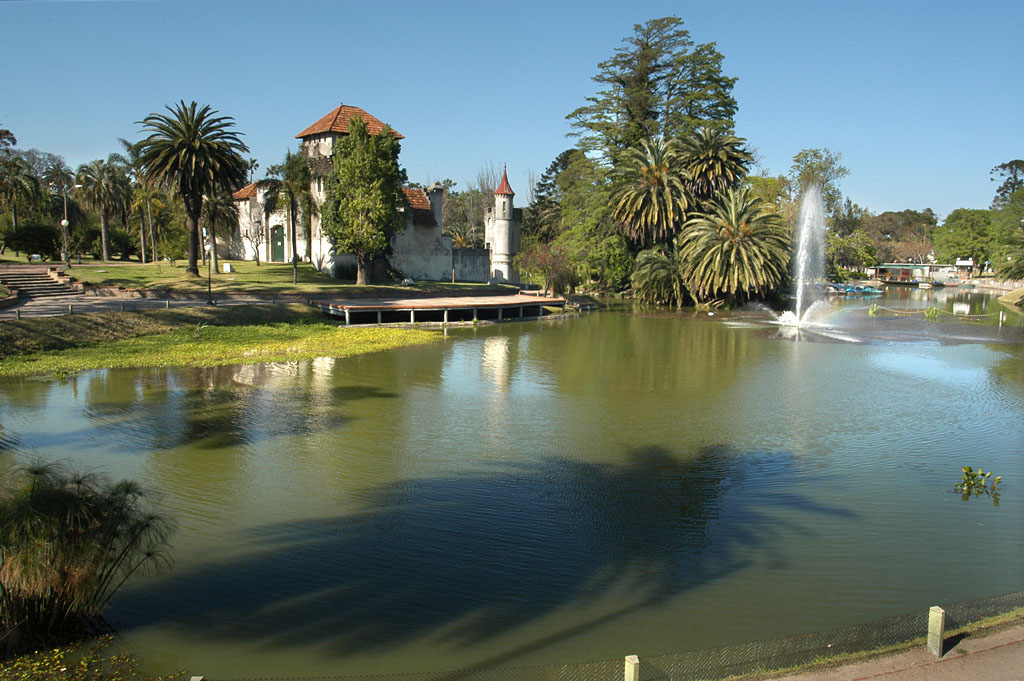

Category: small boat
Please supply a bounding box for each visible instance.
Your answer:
[827,284,883,295]
[919,282,932,289]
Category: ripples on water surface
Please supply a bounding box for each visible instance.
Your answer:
[0,291,1021,677]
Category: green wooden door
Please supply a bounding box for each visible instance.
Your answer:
[271,226,285,262]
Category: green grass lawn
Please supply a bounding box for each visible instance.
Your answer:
[0,303,441,377]
[58,259,507,296]
[0,246,29,262]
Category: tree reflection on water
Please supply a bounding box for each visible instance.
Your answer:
[116,446,853,659]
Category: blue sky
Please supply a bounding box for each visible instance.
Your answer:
[2,0,1020,219]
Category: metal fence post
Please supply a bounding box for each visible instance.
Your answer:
[624,654,639,681]
[927,606,945,656]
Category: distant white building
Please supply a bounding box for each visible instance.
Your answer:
[229,103,518,283]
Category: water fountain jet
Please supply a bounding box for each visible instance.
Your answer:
[781,185,827,327]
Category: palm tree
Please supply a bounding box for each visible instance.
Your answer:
[631,243,687,306]
[136,101,248,276]
[677,186,790,301]
[0,155,41,235]
[265,148,312,284]
[611,136,690,248]
[75,159,129,261]
[202,191,238,275]
[996,230,1024,281]
[680,127,753,208]
[117,138,161,263]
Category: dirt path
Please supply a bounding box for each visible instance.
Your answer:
[771,624,1023,681]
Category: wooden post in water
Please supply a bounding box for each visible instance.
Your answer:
[927,606,945,656]
[624,655,639,681]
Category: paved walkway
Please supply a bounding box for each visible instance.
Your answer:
[773,624,1023,681]
[0,293,280,319]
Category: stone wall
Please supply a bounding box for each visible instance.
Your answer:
[453,248,491,283]
[390,223,454,281]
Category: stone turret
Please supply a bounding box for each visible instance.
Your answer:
[484,166,521,284]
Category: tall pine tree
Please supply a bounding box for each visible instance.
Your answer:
[567,17,737,160]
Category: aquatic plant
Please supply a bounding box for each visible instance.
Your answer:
[955,466,1002,505]
[0,635,184,680]
[0,462,173,652]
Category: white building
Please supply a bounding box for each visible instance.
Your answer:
[230,103,513,283]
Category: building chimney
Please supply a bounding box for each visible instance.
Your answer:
[426,182,445,228]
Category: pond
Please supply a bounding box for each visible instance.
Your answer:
[1,287,1022,678]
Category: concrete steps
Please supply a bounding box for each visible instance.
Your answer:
[0,271,82,299]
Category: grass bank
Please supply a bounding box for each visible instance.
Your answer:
[997,287,1024,316]
[0,304,440,377]
[0,284,9,298]
[61,260,505,296]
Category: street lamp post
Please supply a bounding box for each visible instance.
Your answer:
[205,243,214,305]
[50,181,74,267]
[60,186,70,267]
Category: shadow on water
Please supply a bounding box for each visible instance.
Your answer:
[116,446,855,660]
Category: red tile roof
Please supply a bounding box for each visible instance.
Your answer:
[403,187,436,227]
[232,183,258,200]
[295,104,404,139]
[403,187,431,211]
[494,166,514,196]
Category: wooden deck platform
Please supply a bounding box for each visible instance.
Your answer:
[318,293,567,325]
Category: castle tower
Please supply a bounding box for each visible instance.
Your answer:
[484,166,521,284]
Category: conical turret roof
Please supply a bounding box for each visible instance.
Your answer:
[494,166,515,196]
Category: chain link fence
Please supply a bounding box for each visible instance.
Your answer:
[204,590,1024,681]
